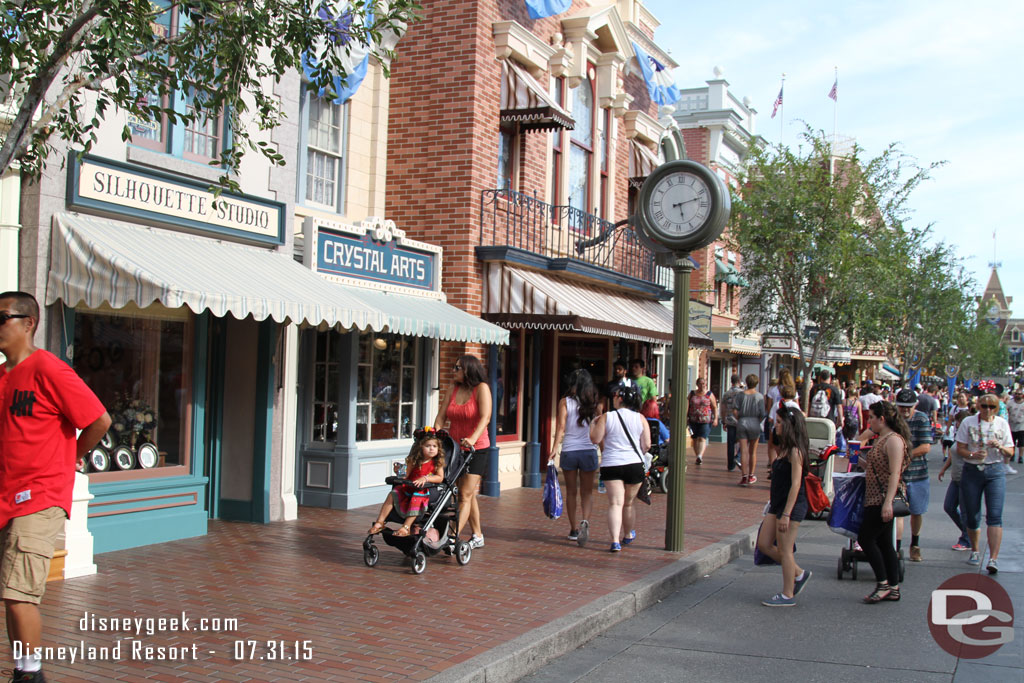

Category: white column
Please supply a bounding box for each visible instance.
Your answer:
[62,472,97,579]
[280,325,299,520]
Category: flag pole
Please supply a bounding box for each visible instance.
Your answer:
[832,66,838,143]
[780,73,785,141]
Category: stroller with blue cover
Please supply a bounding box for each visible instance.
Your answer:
[362,430,475,574]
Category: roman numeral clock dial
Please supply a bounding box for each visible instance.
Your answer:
[636,160,730,252]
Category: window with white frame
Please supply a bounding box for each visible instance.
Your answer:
[567,73,595,217]
[304,94,347,210]
[355,332,418,442]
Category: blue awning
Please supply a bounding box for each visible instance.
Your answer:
[525,0,571,19]
[882,363,902,378]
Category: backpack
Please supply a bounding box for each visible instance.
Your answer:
[805,473,830,514]
[809,386,831,417]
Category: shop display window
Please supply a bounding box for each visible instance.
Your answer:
[496,331,521,438]
[355,332,418,442]
[310,330,342,442]
[72,305,193,477]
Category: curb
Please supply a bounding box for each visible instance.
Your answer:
[427,522,761,683]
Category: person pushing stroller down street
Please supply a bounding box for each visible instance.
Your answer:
[589,384,651,552]
[856,401,910,604]
[757,405,812,606]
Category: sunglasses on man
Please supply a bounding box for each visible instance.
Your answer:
[978,403,998,410]
[0,313,30,325]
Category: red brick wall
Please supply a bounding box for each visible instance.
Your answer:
[387,0,661,372]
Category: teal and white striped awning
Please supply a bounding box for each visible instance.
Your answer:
[47,212,387,330]
[352,288,509,345]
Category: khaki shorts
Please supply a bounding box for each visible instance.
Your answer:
[0,507,66,604]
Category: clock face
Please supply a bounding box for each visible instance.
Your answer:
[649,172,711,237]
[636,159,730,252]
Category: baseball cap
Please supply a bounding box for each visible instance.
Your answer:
[894,389,918,407]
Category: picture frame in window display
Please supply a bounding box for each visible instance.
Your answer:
[137,442,160,469]
[88,447,111,472]
[113,445,136,471]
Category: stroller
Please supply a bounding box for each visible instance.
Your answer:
[803,417,839,519]
[646,418,671,494]
[362,430,475,574]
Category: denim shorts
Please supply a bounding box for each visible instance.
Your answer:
[959,462,1005,529]
[560,448,598,472]
[688,422,711,439]
[905,478,930,516]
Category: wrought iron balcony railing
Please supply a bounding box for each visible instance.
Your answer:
[479,188,658,285]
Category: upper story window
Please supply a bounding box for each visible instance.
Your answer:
[550,77,565,205]
[128,2,226,164]
[498,122,516,190]
[299,92,349,212]
[1013,329,1020,342]
[567,73,595,216]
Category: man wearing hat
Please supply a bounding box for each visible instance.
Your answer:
[895,388,934,562]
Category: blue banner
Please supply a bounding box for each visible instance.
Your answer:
[525,0,572,19]
[632,42,680,106]
[302,4,372,103]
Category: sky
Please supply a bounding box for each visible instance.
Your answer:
[646,0,1024,311]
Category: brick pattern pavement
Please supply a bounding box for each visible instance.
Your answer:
[32,443,769,682]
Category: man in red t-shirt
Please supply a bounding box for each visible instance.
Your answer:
[0,291,110,683]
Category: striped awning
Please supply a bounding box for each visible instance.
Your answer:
[345,287,509,345]
[47,212,387,329]
[628,139,662,188]
[484,264,711,347]
[499,60,574,132]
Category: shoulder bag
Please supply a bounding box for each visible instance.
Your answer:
[615,410,653,505]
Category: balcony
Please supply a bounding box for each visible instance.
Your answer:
[478,188,665,295]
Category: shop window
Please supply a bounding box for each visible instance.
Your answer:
[73,306,194,477]
[127,2,226,163]
[310,330,342,442]
[355,332,418,442]
[302,93,348,210]
[496,331,522,438]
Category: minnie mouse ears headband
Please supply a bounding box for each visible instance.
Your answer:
[413,426,449,441]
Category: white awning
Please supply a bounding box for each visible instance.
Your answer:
[485,264,711,346]
[499,60,575,132]
[346,287,509,345]
[628,139,662,188]
[47,212,387,330]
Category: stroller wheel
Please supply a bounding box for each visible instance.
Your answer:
[837,556,844,580]
[851,560,859,580]
[411,551,427,575]
[658,468,669,494]
[898,556,905,583]
[455,540,472,565]
[363,545,379,567]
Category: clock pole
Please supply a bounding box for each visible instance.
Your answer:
[666,251,693,552]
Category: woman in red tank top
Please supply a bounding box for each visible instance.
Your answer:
[433,354,492,549]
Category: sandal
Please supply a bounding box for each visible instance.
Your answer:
[864,583,892,604]
[884,586,901,601]
[368,521,386,534]
[393,525,412,537]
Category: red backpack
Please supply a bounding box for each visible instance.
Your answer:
[805,473,830,514]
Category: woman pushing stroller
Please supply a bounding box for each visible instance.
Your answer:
[368,431,446,537]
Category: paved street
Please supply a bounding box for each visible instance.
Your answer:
[37,442,765,682]
[521,446,1023,683]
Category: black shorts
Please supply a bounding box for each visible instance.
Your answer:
[465,449,490,478]
[1013,431,1024,448]
[600,463,646,485]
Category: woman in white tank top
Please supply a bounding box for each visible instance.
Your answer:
[589,384,651,552]
[551,369,602,546]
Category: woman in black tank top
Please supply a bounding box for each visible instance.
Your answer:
[756,405,812,607]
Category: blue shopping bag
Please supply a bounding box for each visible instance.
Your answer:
[543,463,563,520]
[827,473,865,539]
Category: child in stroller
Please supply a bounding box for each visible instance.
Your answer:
[367,431,446,537]
[363,429,477,574]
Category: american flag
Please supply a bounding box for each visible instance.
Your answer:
[828,79,837,101]
[771,86,783,119]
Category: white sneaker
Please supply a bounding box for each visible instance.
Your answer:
[1006,465,1018,475]
[468,535,485,549]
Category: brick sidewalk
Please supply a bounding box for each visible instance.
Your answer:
[34,442,769,682]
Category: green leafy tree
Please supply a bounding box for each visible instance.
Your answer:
[956,313,1010,381]
[0,0,419,189]
[730,126,940,407]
